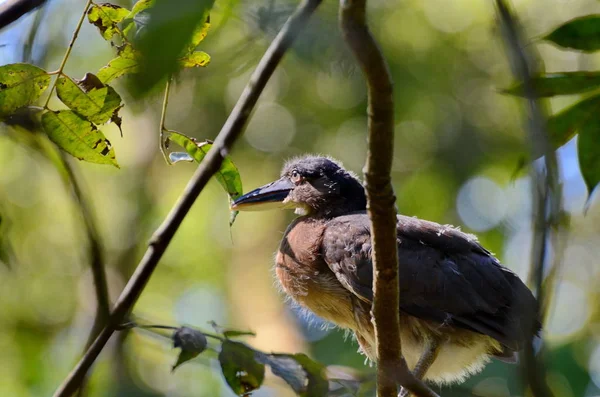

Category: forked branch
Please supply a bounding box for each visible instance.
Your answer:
[495,1,562,396]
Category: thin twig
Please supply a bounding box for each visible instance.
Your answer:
[57,152,110,322]
[159,77,172,164]
[495,1,562,397]
[55,151,110,397]
[52,1,322,396]
[42,0,93,109]
[0,0,46,30]
[339,1,437,397]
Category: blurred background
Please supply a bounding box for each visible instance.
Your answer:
[0,0,599,396]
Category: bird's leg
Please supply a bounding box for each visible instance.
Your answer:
[398,338,443,397]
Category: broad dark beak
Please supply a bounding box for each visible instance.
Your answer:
[231,177,294,211]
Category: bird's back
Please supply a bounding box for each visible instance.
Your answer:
[321,212,539,354]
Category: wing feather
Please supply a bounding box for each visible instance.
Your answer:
[321,212,538,351]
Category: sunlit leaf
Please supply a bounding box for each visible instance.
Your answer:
[167,131,243,200]
[503,72,600,97]
[132,0,214,93]
[544,15,600,52]
[546,94,600,151]
[55,74,122,125]
[171,326,208,371]
[87,3,130,40]
[122,0,154,37]
[41,110,118,167]
[219,341,264,396]
[0,63,50,118]
[188,14,211,52]
[577,118,600,208]
[256,353,328,397]
[97,47,140,83]
[128,0,154,17]
[180,51,211,68]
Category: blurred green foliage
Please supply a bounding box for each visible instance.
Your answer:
[0,0,600,396]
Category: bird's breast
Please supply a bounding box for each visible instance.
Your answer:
[275,218,359,329]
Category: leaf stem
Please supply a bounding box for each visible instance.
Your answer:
[159,77,172,164]
[42,0,93,108]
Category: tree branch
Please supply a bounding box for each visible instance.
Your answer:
[495,1,563,397]
[52,1,322,396]
[0,0,46,30]
[339,1,438,397]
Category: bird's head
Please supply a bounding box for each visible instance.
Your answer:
[231,155,366,217]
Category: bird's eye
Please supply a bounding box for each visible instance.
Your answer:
[290,170,302,184]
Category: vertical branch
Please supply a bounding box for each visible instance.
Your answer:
[339,1,437,397]
[52,1,322,396]
[495,1,563,397]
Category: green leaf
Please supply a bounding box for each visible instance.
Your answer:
[41,110,119,167]
[97,46,140,83]
[180,51,211,68]
[503,72,600,97]
[547,94,600,151]
[223,330,256,338]
[188,14,211,52]
[87,3,130,40]
[122,0,154,37]
[544,15,600,52]
[577,118,600,207]
[256,353,328,397]
[219,341,264,395]
[129,0,154,16]
[132,0,214,93]
[56,74,122,125]
[167,132,243,200]
[171,326,208,371]
[0,63,50,118]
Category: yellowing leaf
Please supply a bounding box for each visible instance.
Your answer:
[129,0,154,16]
[0,63,50,118]
[97,50,139,83]
[87,3,130,40]
[188,14,210,52]
[42,110,119,167]
[179,51,211,68]
[122,0,154,37]
[56,75,122,125]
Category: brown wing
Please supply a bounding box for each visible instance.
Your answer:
[321,212,539,351]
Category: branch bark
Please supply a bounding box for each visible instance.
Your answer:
[339,2,438,397]
[495,1,563,397]
[52,1,322,396]
[0,0,46,30]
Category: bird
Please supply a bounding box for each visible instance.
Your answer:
[231,155,540,387]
